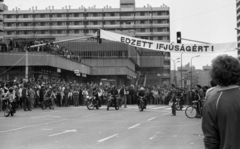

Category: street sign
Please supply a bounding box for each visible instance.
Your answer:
[74,69,80,74]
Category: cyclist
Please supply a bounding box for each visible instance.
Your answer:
[137,87,147,109]
[176,88,184,109]
[194,85,205,118]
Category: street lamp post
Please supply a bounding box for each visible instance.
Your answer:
[170,58,180,86]
[191,55,200,89]
[180,53,183,88]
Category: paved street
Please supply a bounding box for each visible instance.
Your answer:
[0,105,204,149]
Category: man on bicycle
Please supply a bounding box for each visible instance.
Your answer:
[194,85,205,118]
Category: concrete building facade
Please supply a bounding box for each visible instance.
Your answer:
[1,0,171,86]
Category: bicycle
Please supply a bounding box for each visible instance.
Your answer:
[185,100,203,119]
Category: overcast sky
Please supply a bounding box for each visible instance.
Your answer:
[4,0,237,70]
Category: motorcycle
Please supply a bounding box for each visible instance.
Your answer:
[107,95,119,111]
[3,98,15,117]
[138,96,146,112]
[175,96,184,111]
[41,97,54,110]
[86,95,99,110]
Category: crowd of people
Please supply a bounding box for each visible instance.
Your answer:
[0,38,81,63]
[0,74,212,113]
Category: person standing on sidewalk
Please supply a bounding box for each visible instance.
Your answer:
[0,85,3,111]
[22,84,31,111]
[170,84,177,116]
[119,85,126,107]
[29,87,35,109]
[73,86,79,107]
[64,85,69,107]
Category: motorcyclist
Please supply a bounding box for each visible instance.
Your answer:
[93,87,101,107]
[109,85,118,105]
[137,87,147,109]
[4,87,16,114]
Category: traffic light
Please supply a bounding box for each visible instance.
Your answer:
[176,32,181,44]
[97,30,102,44]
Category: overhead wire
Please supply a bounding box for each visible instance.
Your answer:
[0,53,26,76]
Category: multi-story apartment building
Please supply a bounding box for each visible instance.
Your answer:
[1,0,171,86]
[197,65,211,87]
[0,0,8,38]
[237,0,240,55]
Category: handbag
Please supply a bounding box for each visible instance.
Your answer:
[169,101,173,106]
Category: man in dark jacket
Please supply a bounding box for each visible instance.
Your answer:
[202,55,240,149]
[170,84,177,116]
[79,86,83,106]
[22,84,31,111]
[109,85,118,105]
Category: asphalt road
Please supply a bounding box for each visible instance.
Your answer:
[0,105,204,149]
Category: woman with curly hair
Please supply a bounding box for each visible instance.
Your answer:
[202,55,240,149]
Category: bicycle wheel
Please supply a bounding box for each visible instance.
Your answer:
[185,106,197,119]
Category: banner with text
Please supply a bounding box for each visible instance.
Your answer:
[100,29,236,53]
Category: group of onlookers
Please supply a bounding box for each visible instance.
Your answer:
[0,78,190,112]
[0,38,81,63]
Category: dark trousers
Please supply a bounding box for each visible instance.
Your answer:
[73,95,79,106]
[79,95,83,106]
[171,102,176,115]
[23,97,31,110]
[64,94,68,107]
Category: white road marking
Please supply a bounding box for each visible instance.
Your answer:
[0,119,68,134]
[47,115,60,118]
[32,115,60,119]
[42,111,61,113]
[163,108,172,110]
[82,113,99,117]
[161,112,171,116]
[128,123,141,129]
[49,129,77,137]
[151,107,168,110]
[149,131,164,140]
[149,134,157,140]
[97,134,118,143]
[32,116,46,119]
[147,117,156,121]
[42,129,53,131]
[147,106,156,109]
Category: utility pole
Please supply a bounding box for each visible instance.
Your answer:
[25,50,28,82]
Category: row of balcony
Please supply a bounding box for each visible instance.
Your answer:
[4,24,169,30]
[4,31,169,37]
[4,33,91,38]
[3,32,170,38]
[4,16,169,22]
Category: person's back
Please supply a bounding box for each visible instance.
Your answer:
[203,86,240,149]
